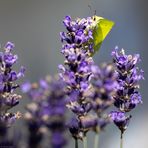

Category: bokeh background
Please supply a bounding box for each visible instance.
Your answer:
[0,0,147,147]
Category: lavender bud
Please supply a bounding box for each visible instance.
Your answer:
[109,111,131,133]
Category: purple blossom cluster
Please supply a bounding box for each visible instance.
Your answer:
[0,42,25,137]
[22,76,67,148]
[89,63,118,130]
[110,48,144,133]
[22,80,47,148]
[59,16,98,139]
[60,16,94,52]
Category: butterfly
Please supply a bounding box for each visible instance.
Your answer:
[90,14,115,55]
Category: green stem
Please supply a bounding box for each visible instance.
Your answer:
[120,132,123,148]
[94,132,99,148]
[83,135,88,148]
[75,138,78,148]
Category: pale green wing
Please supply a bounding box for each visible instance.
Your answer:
[92,16,115,55]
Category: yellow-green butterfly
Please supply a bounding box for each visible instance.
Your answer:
[91,15,115,55]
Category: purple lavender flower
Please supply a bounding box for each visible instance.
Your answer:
[68,115,98,140]
[0,112,21,138]
[23,96,45,148]
[51,132,66,148]
[22,76,67,148]
[90,63,118,113]
[4,42,15,52]
[68,117,81,140]
[0,42,25,137]
[109,111,131,133]
[79,115,98,130]
[59,16,97,139]
[110,48,144,133]
[60,16,93,47]
[87,63,118,130]
[59,16,93,103]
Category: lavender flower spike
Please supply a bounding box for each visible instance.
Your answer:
[0,42,25,138]
[89,63,118,131]
[22,76,67,148]
[110,48,144,133]
[59,16,96,140]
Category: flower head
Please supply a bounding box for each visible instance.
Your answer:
[68,114,98,139]
[110,48,144,133]
[90,63,118,113]
[0,42,25,135]
[109,111,131,133]
[58,16,98,138]
[60,16,93,46]
[22,76,67,148]
[85,63,118,130]
[111,48,144,112]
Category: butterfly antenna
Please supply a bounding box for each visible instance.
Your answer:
[88,4,92,11]
[94,10,96,16]
[87,1,97,20]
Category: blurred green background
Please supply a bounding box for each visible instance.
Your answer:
[0,0,147,147]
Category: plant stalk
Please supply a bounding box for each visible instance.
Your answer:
[75,138,78,148]
[120,132,123,148]
[94,132,99,148]
[83,135,88,148]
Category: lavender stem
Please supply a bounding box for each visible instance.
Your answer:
[94,132,99,148]
[75,138,78,148]
[83,135,88,148]
[120,132,123,148]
